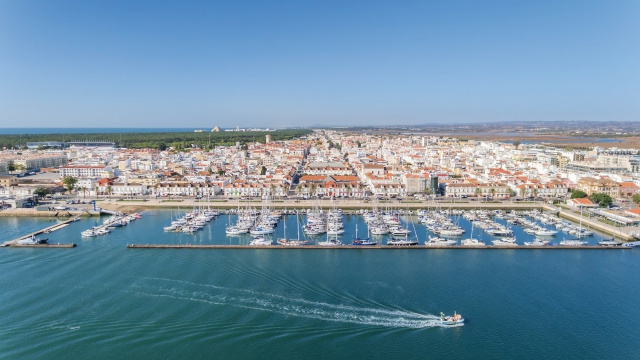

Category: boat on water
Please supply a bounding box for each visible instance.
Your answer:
[17,235,48,245]
[440,312,464,326]
[461,238,486,246]
[318,234,344,246]
[492,237,518,246]
[226,226,248,235]
[425,236,457,246]
[276,211,309,246]
[249,235,272,246]
[386,237,418,246]
[598,238,622,247]
[352,224,377,246]
[524,238,550,246]
[559,239,588,246]
[534,229,558,236]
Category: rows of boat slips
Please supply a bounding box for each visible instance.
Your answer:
[164,209,220,233]
[81,213,142,237]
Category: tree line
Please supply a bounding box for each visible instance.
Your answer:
[0,129,312,150]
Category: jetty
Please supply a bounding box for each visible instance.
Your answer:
[127,244,631,250]
[2,217,79,247]
[8,243,76,248]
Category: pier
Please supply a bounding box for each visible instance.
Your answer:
[127,244,632,250]
[8,243,76,248]
[2,217,79,247]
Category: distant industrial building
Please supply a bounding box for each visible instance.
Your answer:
[68,140,115,148]
[26,141,67,149]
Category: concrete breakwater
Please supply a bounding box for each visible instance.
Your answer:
[0,209,100,217]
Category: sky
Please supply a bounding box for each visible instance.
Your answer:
[0,0,639,128]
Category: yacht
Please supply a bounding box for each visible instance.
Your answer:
[534,229,558,236]
[249,236,272,246]
[598,238,622,247]
[492,237,518,246]
[318,235,344,247]
[524,238,550,246]
[386,237,418,246]
[226,226,247,235]
[461,238,486,247]
[425,236,457,246]
[559,239,588,246]
[17,235,48,245]
[352,224,377,246]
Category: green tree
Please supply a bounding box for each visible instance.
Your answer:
[62,176,78,194]
[570,190,588,199]
[8,163,16,171]
[33,187,49,199]
[589,193,613,208]
[632,193,640,207]
[78,186,87,199]
[260,166,267,175]
[106,185,112,198]
[157,142,167,151]
[217,169,225,176]
[475,187,482,202]
[513,141,521,149]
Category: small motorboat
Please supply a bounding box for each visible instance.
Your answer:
[17,235,48,245]
[440,312,464,326]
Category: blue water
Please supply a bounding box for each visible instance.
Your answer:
[0,212,638,359]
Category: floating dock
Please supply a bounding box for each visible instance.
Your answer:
[127,244,632,250]
[2,217,79,247]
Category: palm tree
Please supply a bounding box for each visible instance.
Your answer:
[78,186,87,199]
[475,187,482,202]
[490,188,496,200]
[106,185,112,199]
[532,188,539,200]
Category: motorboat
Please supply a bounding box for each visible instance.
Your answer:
[461,238,486,247]
[17,235,48,245]
[492,237,518,246]
[598,238,622,247]
[226,226,248,235]
[534,229,558,236]
[524,238,550,246]
[249,236,272,246]
[386,237,418,246]
[318,238,344,246]
[559,239,588,246]
[424,236,457,246]
[440,312,464,326]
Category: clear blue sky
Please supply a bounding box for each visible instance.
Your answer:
[1,0,638,128]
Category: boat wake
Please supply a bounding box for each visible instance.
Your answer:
[131,277,442,329]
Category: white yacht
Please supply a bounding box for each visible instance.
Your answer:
[535,229,558,236]
[461,238,486,246]
[249,236,272,246]
[492,237,518,246]
[386,237,418,246]
[559,239,588,246]
[425,236,457,246]
[598,238,622,247]
[524,238,550,246]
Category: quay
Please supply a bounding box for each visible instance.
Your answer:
[7,243,76,248]
[127,244,632,250]
[2,217,79,247]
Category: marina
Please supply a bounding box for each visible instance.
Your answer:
[127,244,630,250]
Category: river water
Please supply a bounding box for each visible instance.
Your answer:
[0,212,638,359]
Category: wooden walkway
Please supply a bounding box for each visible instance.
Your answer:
[127,244,631,250]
